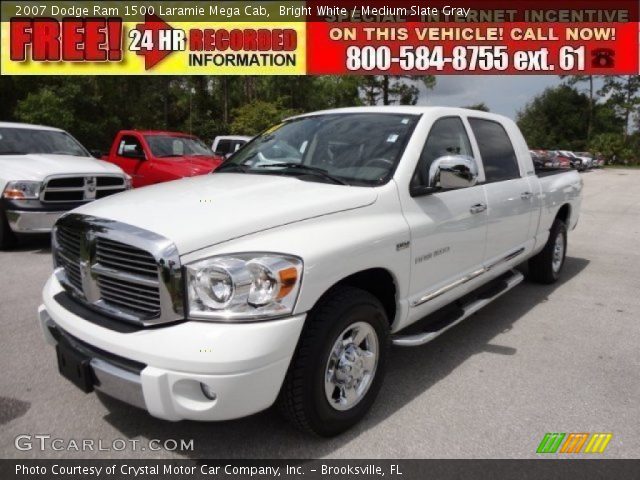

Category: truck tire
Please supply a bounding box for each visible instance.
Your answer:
[0,209,17,250]
[278,286,389,436]
[528,218,567,284]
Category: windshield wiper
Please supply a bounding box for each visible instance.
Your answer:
[215,163,250,173]
[0,151,27,155]
[256,163,349,185]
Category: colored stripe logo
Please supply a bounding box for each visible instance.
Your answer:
[537,433,612,454]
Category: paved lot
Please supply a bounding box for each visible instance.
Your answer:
[1,168,639,459]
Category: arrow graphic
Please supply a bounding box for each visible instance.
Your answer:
[133,14,177,70]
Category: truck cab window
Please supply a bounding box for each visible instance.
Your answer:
[118,136,144,158]
[412,116,474,188]
[469,118,520,182]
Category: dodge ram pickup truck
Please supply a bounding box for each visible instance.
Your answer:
[0,122,129,249]
[38,107,582,436]
[103,130,223,188]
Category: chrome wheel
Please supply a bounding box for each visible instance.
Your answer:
[324,321,379,411]
[552,232,565,273]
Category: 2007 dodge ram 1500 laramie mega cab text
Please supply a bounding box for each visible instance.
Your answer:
[38,107,582,436]
[0,122,130,249]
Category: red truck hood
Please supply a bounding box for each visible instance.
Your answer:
[154,155,223,176]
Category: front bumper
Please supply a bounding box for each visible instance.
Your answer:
[2,198,82,234]
[39,275,306,421]
[7,210,65,233]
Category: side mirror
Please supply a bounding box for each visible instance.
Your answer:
[410,155,478,197]
[429,154,478,189]
[89,149,103,158]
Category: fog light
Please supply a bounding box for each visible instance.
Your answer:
[200,383,217,401]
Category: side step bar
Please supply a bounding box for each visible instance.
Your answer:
[392,269,524,347]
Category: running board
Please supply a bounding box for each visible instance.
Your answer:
[392,269,524,347]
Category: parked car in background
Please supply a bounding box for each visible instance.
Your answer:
[0,122,129,249]
[547,151,571,169]
[576,152,596,169]
[212,135,251,158]
[39,107,583,436]
[558,150,589,171]
[103,131,223,188]
[593,155,605,168]
[529,150,556,169]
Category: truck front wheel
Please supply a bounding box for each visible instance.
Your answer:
[528,218,567,284]
[278,287,389,436]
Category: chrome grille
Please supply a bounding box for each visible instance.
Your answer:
[96,237,158,277]
[53,214,183,326]
[55,226,83,292]
[42,175,127,204]
[96,275,161,317]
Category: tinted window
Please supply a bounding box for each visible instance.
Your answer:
[469,118,520,182]
[216,139,233,155]
[223,113,419,186]
[412,117,474,188]
[0,127,89,157]
[145,135,212,157]
[118,135,144,157]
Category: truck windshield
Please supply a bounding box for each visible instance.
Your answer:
[0,127,90,157]
[145,135,213,158]
[220,113,420,186]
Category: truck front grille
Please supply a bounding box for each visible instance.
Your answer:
[56,226,83,292]
[53,215,183,327]
[42,175,127,204]
[96,275,161,317]
[96,237,159,277]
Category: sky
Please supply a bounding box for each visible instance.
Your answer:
[416,75,603,119]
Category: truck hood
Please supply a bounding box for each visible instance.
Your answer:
[153,155,222,177]
[72,173,377,254]
[0,154,124,181]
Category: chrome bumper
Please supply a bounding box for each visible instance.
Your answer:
[38,307,146,410]
[91,358,146,409]
[7,210,65,233]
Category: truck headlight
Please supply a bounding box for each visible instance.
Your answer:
[186,253,303,321]
[3,180,42,200]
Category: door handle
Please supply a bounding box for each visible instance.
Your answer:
[470,203,487,214]
[521,191,534,200]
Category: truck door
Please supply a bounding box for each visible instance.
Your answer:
[468,118,535,266]
[113,135,150,188]
[402,116,488,320]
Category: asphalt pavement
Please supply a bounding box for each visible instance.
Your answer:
[1,168,639,459]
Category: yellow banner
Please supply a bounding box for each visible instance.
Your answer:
[1,18,306,75]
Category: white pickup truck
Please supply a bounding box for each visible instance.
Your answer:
[0,122,129,248]
[38,107,582,436]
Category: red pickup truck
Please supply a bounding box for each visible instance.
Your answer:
[103,130,223,187]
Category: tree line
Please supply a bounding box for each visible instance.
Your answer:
[0,75,435,151]
[516,75,640,164]
[1,74,638,163]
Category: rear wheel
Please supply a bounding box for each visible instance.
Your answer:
[278,287,389,436]
[528,218,567,284]
[0,209,17,250]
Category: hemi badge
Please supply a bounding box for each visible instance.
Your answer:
[396,241,410,251]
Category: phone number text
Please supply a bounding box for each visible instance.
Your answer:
[345,45,586,72]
